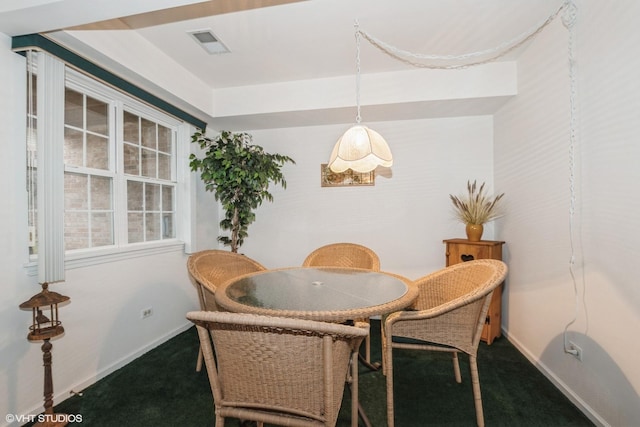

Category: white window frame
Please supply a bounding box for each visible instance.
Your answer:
[26,53,193,276]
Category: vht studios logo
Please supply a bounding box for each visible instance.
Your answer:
[6,413,83,424]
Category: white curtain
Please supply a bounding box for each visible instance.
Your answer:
[31,50,66,283]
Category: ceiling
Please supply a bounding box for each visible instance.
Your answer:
[1,0,566,128]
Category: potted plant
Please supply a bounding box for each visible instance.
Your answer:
[190,130,295,252]
[449,180,504,241]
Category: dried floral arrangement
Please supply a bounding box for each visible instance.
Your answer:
[450,180,505,225]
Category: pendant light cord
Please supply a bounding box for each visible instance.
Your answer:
[357,1,569,70]
[560,0,585,356]
[354,20,362,124]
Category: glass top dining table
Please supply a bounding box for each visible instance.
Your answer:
[214,266,418,323]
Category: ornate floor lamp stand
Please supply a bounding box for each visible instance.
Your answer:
[20,283,70,427]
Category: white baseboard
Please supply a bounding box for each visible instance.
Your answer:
[9,322,193,427]
[501,327,608,427]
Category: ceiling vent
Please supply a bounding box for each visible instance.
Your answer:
[188,29,230,55]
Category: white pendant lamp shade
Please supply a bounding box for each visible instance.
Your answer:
[328,125,393,173]
[327,22,393,174]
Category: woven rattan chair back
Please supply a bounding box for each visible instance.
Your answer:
[187,250,266,312]
[383,259,507,427]
[187,311,368,427]
[302,243,380,271]
[187,250,266,371]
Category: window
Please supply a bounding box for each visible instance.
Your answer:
[122,111,176,244]
[63,87,114,251]
[27,52,191,274]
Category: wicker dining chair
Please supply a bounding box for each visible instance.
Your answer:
[382,259,507,427]
[187,311,369,427]
[302,242,381,271]
[302,242,381,363]
[187,249,266,371]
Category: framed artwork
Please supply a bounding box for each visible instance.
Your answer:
[320,163,375,187]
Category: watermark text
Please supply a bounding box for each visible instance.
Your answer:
[6,413,82,424]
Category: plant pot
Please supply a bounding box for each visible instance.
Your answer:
[465,223,483,242]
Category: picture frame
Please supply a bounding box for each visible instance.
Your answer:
[320,163,375,187]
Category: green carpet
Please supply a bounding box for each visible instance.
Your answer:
[47,320,594,426]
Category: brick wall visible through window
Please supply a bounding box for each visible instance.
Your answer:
[123,110,176,243]
[58,76,177,252]
[26,55,188,270]
[64,87,114,251]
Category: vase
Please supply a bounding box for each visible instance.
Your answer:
[465,223,483,242]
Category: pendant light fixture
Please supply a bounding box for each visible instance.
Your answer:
[327,21,393,173]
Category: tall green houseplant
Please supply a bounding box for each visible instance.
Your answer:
[190,130,295,252]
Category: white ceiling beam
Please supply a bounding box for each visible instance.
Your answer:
[0,0,209,36]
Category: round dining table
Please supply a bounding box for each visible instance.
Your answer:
[214,266,417,427]
[214,266,418,323]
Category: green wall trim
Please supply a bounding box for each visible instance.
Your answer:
[12,34,207,130]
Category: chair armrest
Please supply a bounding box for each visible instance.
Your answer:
[385,287,495,327]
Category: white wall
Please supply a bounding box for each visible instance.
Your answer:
[238,116,496,280]
[0,34,201,424]
[4,1,639,425]
[494,2,640,425]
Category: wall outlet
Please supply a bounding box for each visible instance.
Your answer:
[141,307,153,319]
[568,341,583,361]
